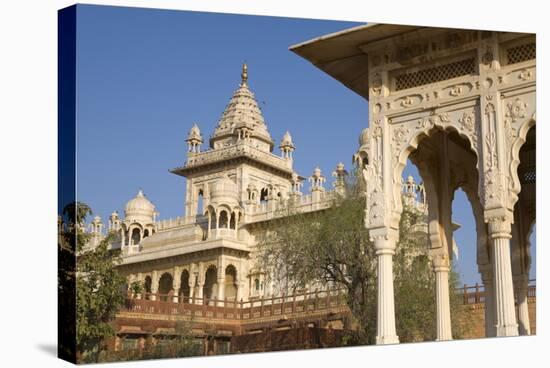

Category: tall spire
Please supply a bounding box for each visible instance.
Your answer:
[210,64,274,151]
[241,63,248,86]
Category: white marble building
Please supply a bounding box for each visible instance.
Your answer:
[86,64,429,306]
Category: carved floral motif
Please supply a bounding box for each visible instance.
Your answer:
[518,69,532,81]
[458,112,475,132]
[506,98,528,123]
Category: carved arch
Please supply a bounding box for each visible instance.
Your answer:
[391,117,479,227]
[508,113,536,208]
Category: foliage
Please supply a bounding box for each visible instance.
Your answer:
[98,320,203,362]
[58,201,94,361]
[258,172,469,344]
[59,201,129,363]
[76,231,126,362]
[130,280,143,297]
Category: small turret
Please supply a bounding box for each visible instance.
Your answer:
[186,123,203,154]
[109,211,120,231]
[91,215,103,234]
[332,162,348,194]
[279,131,295,160]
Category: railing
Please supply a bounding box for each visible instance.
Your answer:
[121,289,348,321]
[458,279,536,305]
[177,142,293,172]
[121,281,536,321]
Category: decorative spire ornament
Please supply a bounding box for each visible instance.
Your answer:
[241,63,248,86]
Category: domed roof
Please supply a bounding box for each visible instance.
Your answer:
[125,189,155,216]
[210,174,239,203]
[359,127,369,146]
[210,64,274,148]
[187,123,203,142]
[280,131,294,148]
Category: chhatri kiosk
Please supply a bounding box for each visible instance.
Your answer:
[291,24,535,343]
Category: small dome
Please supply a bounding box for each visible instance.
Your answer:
[313,167,322,177]
[92,215,102,224]
[280,131,294,148]
[187,123,203,141]
[359,127,369,146]
[407,175,415,184]
[210,174,239,203]
[125,189,156,221]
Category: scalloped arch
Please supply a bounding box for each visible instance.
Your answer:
[508,113,536,202]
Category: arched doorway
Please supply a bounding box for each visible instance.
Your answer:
[203,266,217,303]
[179,270,191,303]
[131,228,140,245]
[219,210,229,228]
[225,265,238,301]
[158,273,173,301]
[144,276,152,300]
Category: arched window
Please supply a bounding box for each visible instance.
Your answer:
[254,278,260,292]
[203,266,217,301]
[131,228,140,245]
[158,273,174,301]
[260,188,269,203]
[209,210,216,229]
[144,276,152,299]
[179,270,191,303]
[197,189,204,215]
[225,265,238,300]
[143,229,149,238]
[219,210,229,228]
[230,212,236,229]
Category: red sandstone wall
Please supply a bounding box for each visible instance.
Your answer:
[461,299,536,339]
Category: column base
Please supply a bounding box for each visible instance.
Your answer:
[435,336,453,342]
[496,324,519,337]
[375,335,399,345]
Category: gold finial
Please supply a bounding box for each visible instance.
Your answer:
[241,63,248,85]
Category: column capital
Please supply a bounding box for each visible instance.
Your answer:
[486,216,512,239]
[432,254,451,272]
[370,227,398,255]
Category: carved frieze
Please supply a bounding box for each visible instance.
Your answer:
[362,119,385,228]
[443,82,473,98]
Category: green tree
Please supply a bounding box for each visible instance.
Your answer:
[59,202,127,363]
[58,201,94,361]
[258,173,468,344]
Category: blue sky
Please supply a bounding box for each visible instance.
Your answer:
[76,4,535,285]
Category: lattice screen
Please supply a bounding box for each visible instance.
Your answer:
[521,169,536,184]
[394,57,476,91]
[506,43,536,65]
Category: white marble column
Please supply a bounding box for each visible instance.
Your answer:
[514,274,531,335]
[488,218,519,336]
[217,277,225,306]
[188,278,195,302]
[150,271,159,301]
[196,281,204,304]
[480,265,496,337]
[374,234,399,345]
[433,255,453,341]
[172,274,181,303]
